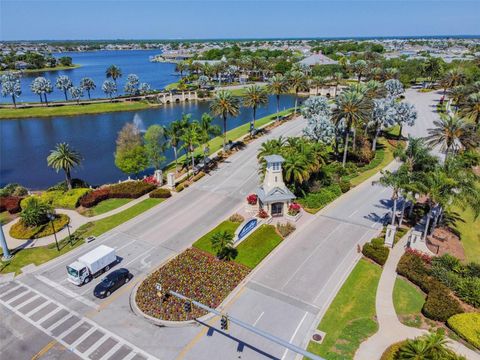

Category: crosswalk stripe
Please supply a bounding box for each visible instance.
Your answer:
[122,352,138,360]
[6,288,30,304]
[98,341,123,360]
[57,320,83,340]
[69,326,97,349]
[82,333,109,357]
[25,300,50,318]
[15,294,40,309]
[46,313,72,331]
[36,306,62,326]
[0,284,22,298]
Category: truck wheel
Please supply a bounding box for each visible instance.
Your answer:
[105,265,110,272]
[84,277,91,285]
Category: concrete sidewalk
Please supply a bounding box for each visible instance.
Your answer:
[356,236,480,360]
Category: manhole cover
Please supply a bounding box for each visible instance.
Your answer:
[312,334,322,341]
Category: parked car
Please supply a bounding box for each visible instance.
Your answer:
[93,268,133,298]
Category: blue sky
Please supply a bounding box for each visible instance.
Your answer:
[1,1,479,40]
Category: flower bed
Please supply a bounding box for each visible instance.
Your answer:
[79,189,110,208]
[136,248,249,321]
[22,189,92,210]
[0,196,23,214]
[9,214,70,239]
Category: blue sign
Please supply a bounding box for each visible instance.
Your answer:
[238,219,258,240]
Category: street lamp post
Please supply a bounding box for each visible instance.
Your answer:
[0,223,13,261]
[47,212,59,251]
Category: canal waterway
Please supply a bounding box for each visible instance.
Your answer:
[0,95,296,189]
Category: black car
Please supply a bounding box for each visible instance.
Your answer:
[93,268,132,298]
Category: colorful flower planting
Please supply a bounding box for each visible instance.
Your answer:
[287,203,301,216]
[136,248,250,321]
[246,194,258,205]
[258,209,269,218]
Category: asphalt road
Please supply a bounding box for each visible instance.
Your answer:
[0,89,444,360]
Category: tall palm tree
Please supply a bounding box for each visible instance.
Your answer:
[332,89,372,167]
[175,61,187,78]
[164,118,187,174]
[425,114,477,162]
[257,137,285,160]
[180,121,201,175]
[243,85,268,135]
[365,80,387,99]
[283,153,310,192]
[459,92,480,130]
[309,76,325,96]
[106,65,122,85]
[333,72,343,97]
[375,168,410,226]
[287,71,309,115]
[47,143,82,190]
[267,74,289,121]
[440,68,466,95]
[209,90,240,150]
[198,113,221,166]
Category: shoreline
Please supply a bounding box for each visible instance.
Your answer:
[0,64,81,75]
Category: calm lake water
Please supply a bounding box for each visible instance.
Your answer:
[1,95,296,189]
[2,49,178,104]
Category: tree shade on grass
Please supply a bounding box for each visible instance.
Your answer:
[0,198,163,275]
[393,277,425,316]
[81,198,132,217]
[235,225,283,269]
[0,101,154,119]
[306,259,382,360]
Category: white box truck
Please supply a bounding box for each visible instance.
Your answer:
[67,245,117,286]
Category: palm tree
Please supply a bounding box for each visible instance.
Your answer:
[209,90,240,150]
[175,61,187,78]
[309,76,325,96]
[211,230,235,260]
[332,72,343,97]
[283,153,310,191]
[180,121,201,176]
[106,65,122,85]
[440,68,466,95]
[47,143,82,190]
[375,168,410,226]
[332,89,372,167]
[425,114,478,162]
[398,332,458,360]
[287,71,309,115]
[243,85,268,135]
[459,92,480,130]
[267,75,289,121]
[164,118,187,174]
[198,113,221,166]
[257,137,285,160]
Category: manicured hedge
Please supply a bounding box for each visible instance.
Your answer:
[447,313,480,349]
[9,214,70,239]
[362,242,389,266]
[298,184,342,210]
[0,196,23,214]
[79,189,110,208]
[108,181,156,199]
[22,189,92,210]
[422,284,464,322]
[149,188,172,198]
[175,182,188,192]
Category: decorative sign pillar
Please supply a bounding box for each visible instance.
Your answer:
[154,170,163,186]
[409,230,423,245]
[385,225,396,248]
[167,172,175,189]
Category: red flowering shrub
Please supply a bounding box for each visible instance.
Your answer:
[108,181,156,199]
[135,248,249,321]
[143,175,159,185]
[258,209,269,219]
[79,189,110,208]
[405,248,432,264]
[288,203,301,216]
[246,194,258,205]
[0,196,22,214]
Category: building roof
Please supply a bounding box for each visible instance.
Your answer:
[257,185,296,203]
[300,53,338,66]
[264,154,285,163]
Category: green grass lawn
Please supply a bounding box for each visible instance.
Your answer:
[193,220,241,254]
[454,206,480,264]
[165,81,180,90]
[0,101,155,119]
[306,259,381,360]
[235,225,283,269]
[348,140,394,187]
[0,198,163,275]
[393,277,425,315]
[0,64,81,75]
[0,211,14,225]
[82,198,132,217]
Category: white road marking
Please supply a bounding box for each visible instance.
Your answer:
[82,333,109,357]
[6,288,30,304]
[47,313,71,331]
[252,311,264,327]
[15,293,40,309]
[348,209,359,218]
[122,352,138,360]
[281,312,308,360]
[25,299,50,318]
[115,239,136,252]
[0,284,22,298]
[122,247,154,267]
[56,320,83,339]
[36,306,62,325]
[98,341,123,360]
[69,326,97,349]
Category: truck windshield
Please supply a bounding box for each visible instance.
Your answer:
[67,266,79,277]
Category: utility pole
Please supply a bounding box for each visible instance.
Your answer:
[0,224,12,261]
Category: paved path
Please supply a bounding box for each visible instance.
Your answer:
[356,235,480,360]
[3,193,151,250]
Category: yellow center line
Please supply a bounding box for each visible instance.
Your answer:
[31,340,56,360]
[175,287,246,360]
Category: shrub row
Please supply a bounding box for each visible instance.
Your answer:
[108,181,156,199]
[299,184,342,210]
[149,188,172,199]
[362,241,390,266]
[447,313,480,349]
[0,196,23,214]
[79,189,110,208]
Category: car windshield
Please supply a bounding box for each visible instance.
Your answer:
[67,266,78,277]
[101,277,114,287]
